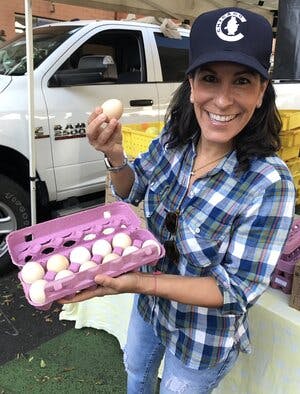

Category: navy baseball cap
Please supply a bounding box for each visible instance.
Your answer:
[186,7,273,79]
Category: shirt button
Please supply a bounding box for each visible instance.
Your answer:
[195,228,200,234]
[189,191,194,197]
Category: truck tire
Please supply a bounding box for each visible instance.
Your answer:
[0,175,31,275]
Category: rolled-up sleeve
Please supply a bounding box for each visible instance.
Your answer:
[211,177,295,316]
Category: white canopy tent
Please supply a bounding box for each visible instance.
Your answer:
[53,0,278,21]
[24,0,279,224]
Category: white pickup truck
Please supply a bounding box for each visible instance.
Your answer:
[0,19,190,273]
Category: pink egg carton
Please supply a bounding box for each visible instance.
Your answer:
[270,217,300,294]
[6,201,165,310]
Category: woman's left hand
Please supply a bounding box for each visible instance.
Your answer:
[57,271,141,304]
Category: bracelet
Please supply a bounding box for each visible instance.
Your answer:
[104,152,128,172]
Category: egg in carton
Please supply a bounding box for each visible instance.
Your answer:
[6,201,165,310]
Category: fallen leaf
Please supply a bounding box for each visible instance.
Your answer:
[62,367,75,373]
[40,359,46,368]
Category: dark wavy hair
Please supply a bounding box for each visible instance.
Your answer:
[164,75,282,172]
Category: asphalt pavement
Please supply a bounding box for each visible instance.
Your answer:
[0,268,73,365]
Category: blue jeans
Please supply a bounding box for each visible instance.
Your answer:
[124,296,239,394]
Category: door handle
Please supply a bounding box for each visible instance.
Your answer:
[130,99,153,107]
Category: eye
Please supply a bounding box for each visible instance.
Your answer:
[202,74,218,83]
[235,77,251,85]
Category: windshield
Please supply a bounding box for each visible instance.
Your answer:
[0,25,83,75]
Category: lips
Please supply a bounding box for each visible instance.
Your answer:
[208,111,237,122]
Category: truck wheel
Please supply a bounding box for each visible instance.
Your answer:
[0,175,31,275]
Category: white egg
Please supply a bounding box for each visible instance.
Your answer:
[112,233,132,249]
[122,245,139,256]
[142,239,161,253]
[79,260,98,272]
[55,269,74,280]
[21,261,45,284]
[102,253,120,263]
[92,239,112,256]
[47,254,69,272]
[69,246,91,264]
[29,279,47,304]
[101,99,123,121]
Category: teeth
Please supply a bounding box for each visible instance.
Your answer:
[209,112,236,122]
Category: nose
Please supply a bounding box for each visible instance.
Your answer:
[214,83,235,108]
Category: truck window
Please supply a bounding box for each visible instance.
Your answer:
[154,33,189,82]
[55,29,146,86]
[0,25,83,75]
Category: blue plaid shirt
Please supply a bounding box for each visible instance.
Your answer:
[121,127,295,369]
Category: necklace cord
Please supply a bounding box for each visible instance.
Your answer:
[191,152,229,175]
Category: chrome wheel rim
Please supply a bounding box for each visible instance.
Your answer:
[0,202,17,258]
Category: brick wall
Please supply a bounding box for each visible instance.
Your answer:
[0,0,129,41]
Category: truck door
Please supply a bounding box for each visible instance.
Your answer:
[146,28,190,122]
[41,24,159,201]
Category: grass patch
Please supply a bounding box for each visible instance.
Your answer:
[0,328,126,394]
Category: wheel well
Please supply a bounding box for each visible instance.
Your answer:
[0,146,30,190]
[0,146,49,209]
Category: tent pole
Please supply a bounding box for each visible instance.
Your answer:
[25,0,37,225]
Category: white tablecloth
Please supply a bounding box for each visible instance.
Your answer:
[60,287,300,393]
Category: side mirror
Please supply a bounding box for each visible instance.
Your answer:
[48,55,118,87]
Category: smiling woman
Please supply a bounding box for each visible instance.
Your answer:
[63,7,296,394]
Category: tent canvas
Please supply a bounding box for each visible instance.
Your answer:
[52,0,278,22]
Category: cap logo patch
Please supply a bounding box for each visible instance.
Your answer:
[216,11,246,42]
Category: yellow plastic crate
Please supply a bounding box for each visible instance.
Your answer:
[286,157,300,176]
[278,146,299,161]
[122,121,164,158]
[279,110,300,131]
[292,129,300,146]
[280,129,300,148]
[293,172,300,188]
[280,131,294,147]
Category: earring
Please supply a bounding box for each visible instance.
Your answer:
[256,102,262,109]
[190,95,194,103]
